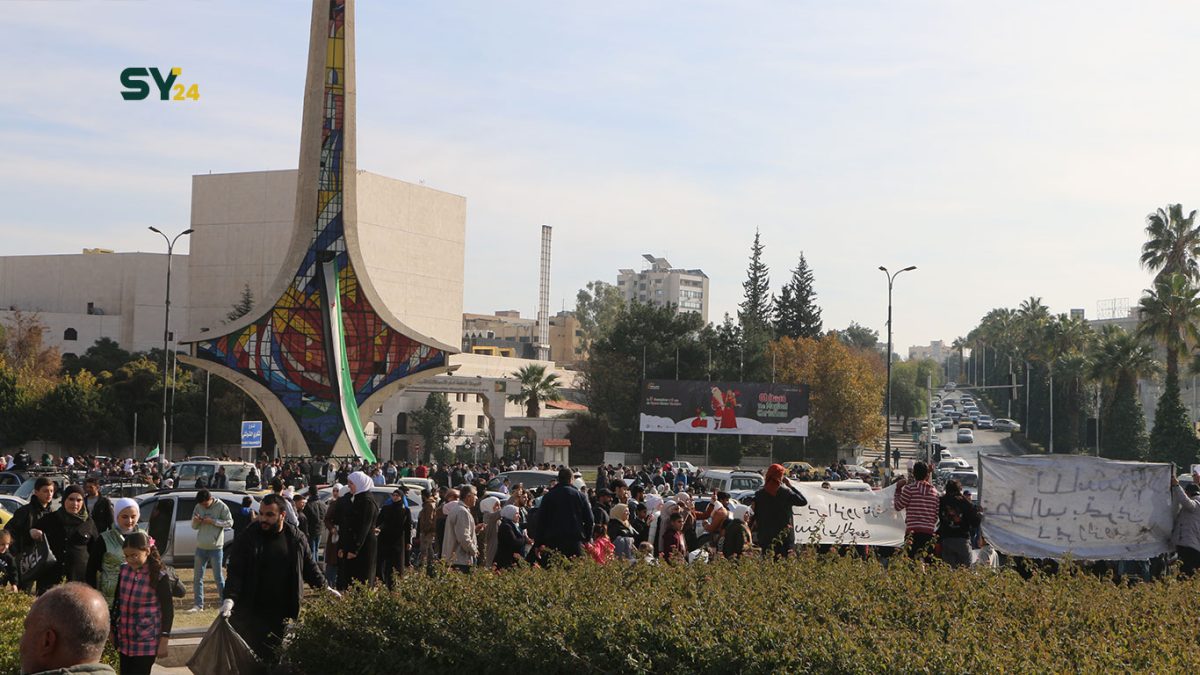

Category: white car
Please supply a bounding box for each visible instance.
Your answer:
[163,460,258,491]
[671,461,699,474]
[937,458,971,472]
[137,490,259,565]
[957,428,975,444]
[994,418,1022,432]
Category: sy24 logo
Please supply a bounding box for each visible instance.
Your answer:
[120,67,200,101]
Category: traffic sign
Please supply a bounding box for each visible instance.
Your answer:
[241,421,263,449]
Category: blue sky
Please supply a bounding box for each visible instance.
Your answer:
[5,1,1199,354]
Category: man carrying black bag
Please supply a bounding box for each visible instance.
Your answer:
[220,494,339,664]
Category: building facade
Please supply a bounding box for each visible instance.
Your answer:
[908,340,948,363]
[461,310,584,366]
[617,255,709,323]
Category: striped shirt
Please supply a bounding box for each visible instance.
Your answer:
[893,481,940,535]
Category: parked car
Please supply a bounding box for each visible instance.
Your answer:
[0,472,25,495]
[99,480,158,499]
[163,460,257,491]
[397,477,436,494]
[937,458,971,472]
[670,461,699,474]
[994,418,1022,432]
[694,470,765,493]
[957,428,975,444]
[977,415,994,430]
[0,494,27,516]
[136,489,260,565]
[487,470,558,493]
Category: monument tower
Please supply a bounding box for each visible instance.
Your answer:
[180,0,457,460]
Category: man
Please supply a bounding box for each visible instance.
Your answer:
[891,448,901,470]
[302,485,326,562]
[750,464,808,558]
[269,479,300,527]
[533,467,594,559]
[82,478,114,534]
[19,582,115,675]
[211,467,228,490]
[188,488,233,613]
[376,488,413,586]
[592,488,614,527]
[893,461,941,561]
[442,485,478,572]
[417,490,439,574]
[1170,472,1200,576]
[222,494,335,663]
[7,477,55,592]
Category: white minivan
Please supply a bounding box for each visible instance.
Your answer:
[694,470,764,493]
[163,460,257,491]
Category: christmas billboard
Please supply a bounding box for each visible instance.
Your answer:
[638,380,810,437]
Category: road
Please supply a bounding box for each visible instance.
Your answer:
[927,387,1019,469]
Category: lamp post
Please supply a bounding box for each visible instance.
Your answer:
[880,265,917,466]
[148,226,193,462]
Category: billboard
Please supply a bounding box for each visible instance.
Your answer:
[638,380,810,437]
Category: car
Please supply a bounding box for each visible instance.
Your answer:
[947,470,980,489]
[968,412,981,422]
[0,494,28,515]
[945,382,957,391]
[163,460,258,491]
[939,419,954,431]
[136,489,260,565]
[977,415,994,429]
[799,479,873,493]
[670,461,699,474]
[781,461,816,475]
[994,418,1021,432]
[0,472,25,496]
[937,458,971,472]
[948,411,963,421]
[958,418,975,430]
[957,428,974,443]
[694,470,765,493]
[317,484,423,533]
[99,480,158,499]
[14,473,75,509]
[487,470,559,493]
[397,477,436,494]
[842,464,872,480]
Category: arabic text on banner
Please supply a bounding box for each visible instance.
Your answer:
[791,484,907,547]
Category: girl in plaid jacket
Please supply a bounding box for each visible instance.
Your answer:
[110,532,174,675]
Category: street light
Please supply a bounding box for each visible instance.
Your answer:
[149,226,194,462]
[880,265,917,468]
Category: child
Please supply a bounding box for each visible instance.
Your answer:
[661,512,687,563]
[584,523,614,564]
[110,532,174,675]
[0,530,16,590]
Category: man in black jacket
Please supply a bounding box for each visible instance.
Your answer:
[82,477,114,534]
[221,494,335,663]
[532,467,593,559]
[376,488,413,587]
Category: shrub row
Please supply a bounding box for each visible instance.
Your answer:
[0,591,121,674]
[283,554,1200,674]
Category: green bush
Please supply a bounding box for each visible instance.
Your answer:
[283,554,1200,674]
[0,591,121,674]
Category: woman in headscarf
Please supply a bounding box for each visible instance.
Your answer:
[336,471,379,589]
[607,503,636,561]
[750,464,807,558]
[494,504,526,570]
[31,485,99,592]
[653,500,679,557]
[478,496,502,569]
[87,497,143,604]
[675,492,700,552]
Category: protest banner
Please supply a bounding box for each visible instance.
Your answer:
[791,484,906,547]
[979,454,1173,560]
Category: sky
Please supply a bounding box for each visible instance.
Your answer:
[4,1,1200,355]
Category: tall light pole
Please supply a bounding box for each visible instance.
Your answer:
[880,265,917,467]
[149,226,193,462]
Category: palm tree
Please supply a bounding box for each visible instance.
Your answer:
[1136,273,1200,381]
[951,337,967,381]
[507,363,563,418]
[1141,204,1200,282]
[1090,327,1158,460]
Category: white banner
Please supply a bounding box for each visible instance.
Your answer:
[791,484,907,547]
[980,454,1173,560]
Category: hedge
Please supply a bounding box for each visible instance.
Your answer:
[0,591,121,674]
[283,554,1200,674]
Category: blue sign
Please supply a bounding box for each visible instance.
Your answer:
[241,421,263,449]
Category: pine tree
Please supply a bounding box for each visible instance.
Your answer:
[225,284,255,322]
[739,229,773,333]
[773,252,822,339]
[1149,370,1199,467]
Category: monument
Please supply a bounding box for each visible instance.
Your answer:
[180,0,458,461]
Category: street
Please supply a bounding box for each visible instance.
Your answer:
[933,388,1019,470]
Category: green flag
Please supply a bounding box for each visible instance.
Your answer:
[146,445,160,461]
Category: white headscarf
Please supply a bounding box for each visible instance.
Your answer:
[348,471,373,495]
[644,493,663,516]
[113,498,140,532]
[480,496,500,513]
[501,504,520,522]
[282,487,295,500]
[730,503,750,522]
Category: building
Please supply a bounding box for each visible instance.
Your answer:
[908,340,948,363]
[617,255,709,323]
[461,310,584,366]
[0,250,189,356]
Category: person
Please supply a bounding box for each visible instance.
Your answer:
[722,504,754,559]
[442,484,478,572]
[9,477,58,592]
[83,478,114,534]
[631,503,651,545]
[607,503,637,561]
[293,493,310,543]
[31,485,99,591]
[892,448,901,470]
[110,531,173,675]
[269,479,300,527]
[893,461,941,561]
[231,496,255,535]
[584,523,615,563]
[187,489,232,612]
[336,471,379,588]
[244,467,260,490]
[417,490,439,573]
[86,498,142,605]
[19,582,116,675]
[661,512,687,562]
[211,467,228,490]
[533,467,594,559]
[478,496,503,569]
[750,464,808,558]
[937,480,980,568]
[702,491,731,550]
[302,485,326,561]
[1170,472,1200,575]
[0,530,18,590]
[376,488,413,586]
[222,494,334,663]
[592,488,614,529]
[494,505,526,570]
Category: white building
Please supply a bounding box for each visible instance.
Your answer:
[617,255,709,323]
[908,340,948,363]
[0,250,189,357]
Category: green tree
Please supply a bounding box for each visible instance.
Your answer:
[226,283,255,323]
[37,371,111,449]
[508,363,563,418]
[839,322,879,351]
[565,412,612,465]
[738,229,774,333]
[574,280,625,350]
[1141,204,1200,283]
[1091,327,1156,460]
[1149,373,1198,467]
[410,393,453,464]
[1136,273,1200,382]
[62,337,132,377]
[774,253,822,339]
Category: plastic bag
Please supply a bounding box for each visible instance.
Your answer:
[187,615,262,675]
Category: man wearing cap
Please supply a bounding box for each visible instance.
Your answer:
[1171,472,1200,576]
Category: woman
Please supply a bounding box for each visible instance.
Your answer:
[479,496,502,569]
[30,485,99,591]
[87,498,142,604]
[494,505,527,570]
[937,480,979,568]
[336,471,379,588]
[607,503,637,561]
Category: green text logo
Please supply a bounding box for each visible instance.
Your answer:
[120,67,200,101]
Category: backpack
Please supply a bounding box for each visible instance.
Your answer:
[164,566,187,598]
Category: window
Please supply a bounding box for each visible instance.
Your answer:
[63,353,77,360]
[395,413,408,434]
[477,415,485,429]
[476,394,483,403]
[63,328,78,341]
[456,414,465,430]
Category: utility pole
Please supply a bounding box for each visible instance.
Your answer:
[879,265,917,470]
[148,226,193,462]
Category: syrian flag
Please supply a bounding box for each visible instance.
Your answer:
[146,445,161,461]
